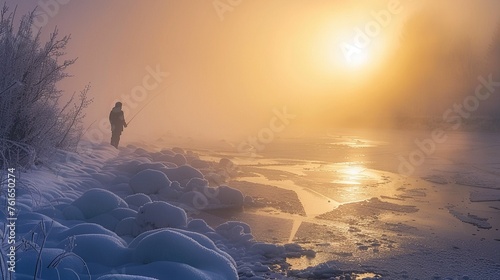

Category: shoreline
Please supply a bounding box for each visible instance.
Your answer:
[191,135,500,277]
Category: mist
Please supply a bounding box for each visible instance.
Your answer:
[6,0,500,143]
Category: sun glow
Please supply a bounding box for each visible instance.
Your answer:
[318,28,380,77]
[345,48,370,69]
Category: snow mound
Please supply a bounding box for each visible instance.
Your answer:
[158,183,183,200]
[110,207,137,220]
[125,193,152,210]
[163,165,204,187]
[61,189,136,231]
[132,229,238,279]
[107,182,133,197]
[136,201,187,231]
[58,234,130,267]
[216,221,254,244]
[71,188,128,219]
[115,159,150,174]
[188,219,215,234]
[115,217,139,237]
[136,162,167,172]
[186,177,209,191]
[62,204,85,220]
[173,153,188,166]
[175,180,244,210]
[129,169,172,194]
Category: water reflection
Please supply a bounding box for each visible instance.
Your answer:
[322,163,386,203]
[334,165,366,185]
[328,163,376,185]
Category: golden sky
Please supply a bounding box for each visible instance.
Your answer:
[7,0,500,141]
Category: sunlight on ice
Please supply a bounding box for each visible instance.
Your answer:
[327,163,384,202]
[331,164,367,185]
[340,166,366,184]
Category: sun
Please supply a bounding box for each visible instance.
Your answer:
[345,49,370,69]
[319,32,376,75]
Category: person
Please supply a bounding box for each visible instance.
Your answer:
[109,102,127,148]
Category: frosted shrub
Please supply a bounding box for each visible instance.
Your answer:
[0,6,92,169]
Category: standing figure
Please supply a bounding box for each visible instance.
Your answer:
[109,102,127,148]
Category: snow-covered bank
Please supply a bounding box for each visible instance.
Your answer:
[1,142,318,280]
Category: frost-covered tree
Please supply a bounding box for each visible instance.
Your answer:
[0,5,92,168]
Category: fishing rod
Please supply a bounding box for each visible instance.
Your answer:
[79,89,164,139]
[126,90,165,126]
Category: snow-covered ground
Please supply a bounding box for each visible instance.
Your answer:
[0,140,320,280]
[1,130,500,279]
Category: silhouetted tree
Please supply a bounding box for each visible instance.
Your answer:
[0,5,92,168]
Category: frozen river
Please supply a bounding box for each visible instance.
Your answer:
[195,129,500,279]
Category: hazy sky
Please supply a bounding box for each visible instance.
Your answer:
[5,0,500,141]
